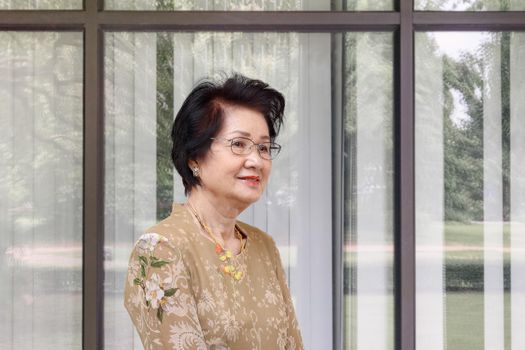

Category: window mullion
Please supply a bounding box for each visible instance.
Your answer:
[84,0,104,349]
[397,0,416,349]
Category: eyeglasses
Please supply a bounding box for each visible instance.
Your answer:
[211,137,282,160]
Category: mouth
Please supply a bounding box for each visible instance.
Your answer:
[238,175,261,185]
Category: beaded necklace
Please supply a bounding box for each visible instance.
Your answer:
[187,202,245,281]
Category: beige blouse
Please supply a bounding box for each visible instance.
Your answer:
[124,203,304,350]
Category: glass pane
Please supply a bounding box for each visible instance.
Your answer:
[415,0,525,10]
[104,0,393,11]
[0,32,83,349]
[0,0,81,9]
[342,33,394,350]
[104,31,333,350]
[416,31,525,350]
[104,31,394,350]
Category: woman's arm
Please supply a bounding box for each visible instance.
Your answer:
[124,233,207,350]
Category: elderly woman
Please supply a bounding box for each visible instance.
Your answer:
[124,74,303,350]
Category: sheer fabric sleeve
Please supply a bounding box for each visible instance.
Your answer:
[268,237,305,350]
[124,233,207,350]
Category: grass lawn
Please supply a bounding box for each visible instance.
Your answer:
[446,291,511,350]
[343,222,513,349]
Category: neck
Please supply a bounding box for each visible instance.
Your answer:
[186,189,243,243]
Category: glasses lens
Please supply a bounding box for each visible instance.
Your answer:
[256,142,281,160]
[268,144,281,160]
[228,138,281,160]
[230,138,249,155]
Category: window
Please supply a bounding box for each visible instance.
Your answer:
[415,31,525,350]
[103,31,394,349]
[1,1,524,349]
[0,31,83,348]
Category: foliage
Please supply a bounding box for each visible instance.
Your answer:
[156,32,175,221]
[440,33,511,222]
[442,52,485,222]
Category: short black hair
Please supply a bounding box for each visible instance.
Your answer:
[171,73,285,195]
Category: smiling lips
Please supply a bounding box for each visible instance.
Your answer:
[238,175,260,185]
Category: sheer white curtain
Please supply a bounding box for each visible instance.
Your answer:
[416,31,525,350]
[0,31,83,349]
[104,32,333,350]
[170,33,333,350]
[0,0,80,9]
[104,32,158,350]
[415,32,445,350]
[105,0,331,11]
[510,32,525,350]
[482,34,504,350]
[353,33,393,350]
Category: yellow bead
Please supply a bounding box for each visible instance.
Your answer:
[234,271,243,280]
[225,251,233,258]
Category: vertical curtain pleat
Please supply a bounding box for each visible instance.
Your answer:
[510,32,525,350]
[354,33,393,350]
[172,33,194,203]
[415,32,445,350]
[0,31,82,349]
[482,33,505,350]
[0,32,14,349]
[104,32,157,350]
[167,32,333,349]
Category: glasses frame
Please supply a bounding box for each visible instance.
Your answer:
[210,136,282,160]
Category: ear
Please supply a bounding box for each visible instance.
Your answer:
[188,160,200,178]
[188,160,198,169]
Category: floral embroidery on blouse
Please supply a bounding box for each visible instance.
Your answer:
[132,233,178,322]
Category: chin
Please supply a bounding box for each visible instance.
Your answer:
[234,193,263,207]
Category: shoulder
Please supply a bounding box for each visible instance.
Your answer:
[140,203,196,249]
[127,206,196,279]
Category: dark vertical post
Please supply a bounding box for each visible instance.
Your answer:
[83,0,104,349]
[332,32,345,350]
[397,0,416,349]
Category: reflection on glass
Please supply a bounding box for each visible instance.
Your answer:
[0,0,81,9]
[104,0,392,11]
[105,31,338,350]
[342,33,394,350]
[416,31,525,350]
[0,32,83,349]
[415,0,525,11]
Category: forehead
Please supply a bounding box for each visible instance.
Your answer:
[219,106,270,138]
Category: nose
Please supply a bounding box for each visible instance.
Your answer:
[244,146,265,168]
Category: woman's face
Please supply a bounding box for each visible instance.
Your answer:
[195,106,272,209]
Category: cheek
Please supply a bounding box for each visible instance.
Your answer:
[264,163,272,180]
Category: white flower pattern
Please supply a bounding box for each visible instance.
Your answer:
[130,233,178,322]
[137,233,166,255]
[145,273,165,309]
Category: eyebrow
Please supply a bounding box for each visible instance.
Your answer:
[229,130,270,141]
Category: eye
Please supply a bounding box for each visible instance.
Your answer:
[258,143,270,154]
[231,138,248,149]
